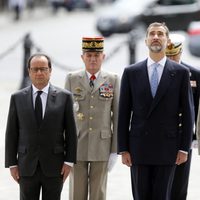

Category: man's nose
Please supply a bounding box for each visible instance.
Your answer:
[90,56,96,60]
[153,34,159,39]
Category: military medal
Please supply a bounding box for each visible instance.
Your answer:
[75,87,82,93]
[73,101,79,112]
[77,113,84,121]
[99,83,114,98]
[73,87,83,112]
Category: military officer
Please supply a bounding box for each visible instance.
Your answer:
[165,34,200,200]
[65,37,120,200]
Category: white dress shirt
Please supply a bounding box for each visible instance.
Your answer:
[147,56,166,83]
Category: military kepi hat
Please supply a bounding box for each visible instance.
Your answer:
[165,34,185,56]
[82,37,104,52]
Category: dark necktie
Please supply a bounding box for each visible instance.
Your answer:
[89,74,96,88]
[35,91,43,127]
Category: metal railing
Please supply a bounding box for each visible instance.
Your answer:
[0,32,131,89]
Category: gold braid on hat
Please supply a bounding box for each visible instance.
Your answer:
[82,37,104,51]
[166,42,182,56]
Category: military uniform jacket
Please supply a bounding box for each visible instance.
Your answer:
[65,70,119,161]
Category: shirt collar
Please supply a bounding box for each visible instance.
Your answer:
[86,70,100,79]
[32,83,50,95]
[147,56,167,68]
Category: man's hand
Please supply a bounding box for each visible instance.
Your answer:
[176,151,188,165]
[10,166,19,183]
[121,152,132,167]
[61,163,72,182]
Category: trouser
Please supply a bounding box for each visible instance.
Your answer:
[171,150,192,200]
[69,161,108,200]
[131,164,176,200]
[19,163,63,200]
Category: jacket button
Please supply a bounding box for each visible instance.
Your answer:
[89,117,93,120]
[89,128,93,131]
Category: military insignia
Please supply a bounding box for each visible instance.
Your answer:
[190,80,197,87]
[75,87,82,93]
[73,94,82,101]
[99,83,114,98]
[77,113,84,121]
[73,101,79,112]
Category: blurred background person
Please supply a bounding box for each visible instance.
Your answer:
[165,34,200,200]
[65,36,119,200]
[8,0,26,20]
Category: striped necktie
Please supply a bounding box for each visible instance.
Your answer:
[89,74,96,88]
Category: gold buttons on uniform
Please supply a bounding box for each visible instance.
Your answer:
[89,128,93,131]
[179,113,182,116]
[91,95,94,98]
[179,123,182,127]
[90,105,94,109]
[89,117,93,120]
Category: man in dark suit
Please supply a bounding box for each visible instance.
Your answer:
[165,34,200,200]
[117,22,194,200]
[5,53,77,200]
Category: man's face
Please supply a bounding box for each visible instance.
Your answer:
[81,51,105,74]
[145,26,170,53]
[28,56,52,89]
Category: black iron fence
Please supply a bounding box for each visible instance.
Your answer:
[0,33,130,89]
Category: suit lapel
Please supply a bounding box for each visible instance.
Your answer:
[78,71,92,92]
[142,62,153,99]
[147,59,176,118]
[135,60,153,100]
[92,71,107,93]
[23,86,38,125]
[43,85,57,122]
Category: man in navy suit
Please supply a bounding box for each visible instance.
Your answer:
[117,22,194,200]
[165,34,200,200]
[5,53,77,200]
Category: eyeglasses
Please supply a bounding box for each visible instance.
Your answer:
[30,67,49,73]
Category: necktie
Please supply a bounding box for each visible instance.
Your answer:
[89,74,96,88]
[150,63,159,97]
[35,91,43,127]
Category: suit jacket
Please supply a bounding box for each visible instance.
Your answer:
[181,62,200,140]
[5,84,77,177]
[118,58,194,165]
[65,70,119,161]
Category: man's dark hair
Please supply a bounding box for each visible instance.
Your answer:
[146,22,169,37]
[27,53,52,69]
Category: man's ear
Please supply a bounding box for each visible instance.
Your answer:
[167,38,171,46]
[145,38,148,47]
